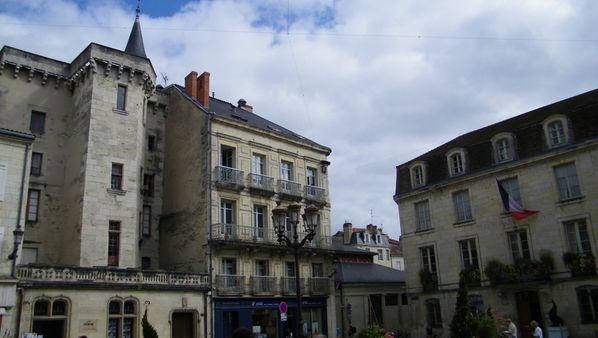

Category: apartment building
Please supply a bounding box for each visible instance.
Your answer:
[394,90,598,338]
[160,70,335,338]
[0,9,209,338]
[336,223,393,268]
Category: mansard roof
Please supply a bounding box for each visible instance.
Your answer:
[334,262,405,284]
[395,88,598,198]
[171,85,332,154]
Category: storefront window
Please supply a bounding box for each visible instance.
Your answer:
[252,309,277,338]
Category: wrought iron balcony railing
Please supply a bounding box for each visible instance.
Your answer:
[305,185,326,203]
[16,266,209,288]
[215,274,245,295]
[278,180,302,197]
[214,166,244,189]
[248,173,275,193]
[251,276,277,295]
[309,277,330,295]
[210,224,333,249]
[280,277,299,295]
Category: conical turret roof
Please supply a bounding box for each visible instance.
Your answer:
[124,4,147,58]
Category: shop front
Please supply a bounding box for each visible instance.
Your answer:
[214,298,328,338]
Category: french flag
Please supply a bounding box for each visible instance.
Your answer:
[497,180,538,220]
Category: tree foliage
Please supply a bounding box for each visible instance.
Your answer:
[143,308,159,338]
[450,273,476,338]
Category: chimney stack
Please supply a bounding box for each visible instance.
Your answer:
[197,72,210,108]
[184,71,198,99]
[343,222,353,244]
[237,98,253,113]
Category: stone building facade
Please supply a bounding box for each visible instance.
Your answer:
[0,11,209,338]
[394,90,598,338]
[159,70,335,338]
[0,6,336,338]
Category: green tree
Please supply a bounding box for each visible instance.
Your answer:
[143,308,159,338]
[450,272,476,338]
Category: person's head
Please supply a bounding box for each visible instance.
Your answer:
[530,320,538,328]
[232,327,253,338]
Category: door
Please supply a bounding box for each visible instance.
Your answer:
[32,319,65,338]
[223,311,240,338]
[172,312,194,338]
[516,291,543,338]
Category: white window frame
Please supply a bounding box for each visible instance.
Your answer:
[306,167,318,186]
[446,148,467,176]
[415,200,432,231]
[508,229,530,261]
[564,219,592,254]
[453,190,473,223]
[221,145,236,168]
[543,115,569,148]
[554,162,582,201]
[280,160,293,181]
[253,205,266,239]
[491,133,515,163]
[410,162,426,188]
[221,200,235,225]
[251,153,266,175]
[420,245,437,274]
[459,238,479,269]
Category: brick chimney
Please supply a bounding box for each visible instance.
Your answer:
[237,98,253,113]
[343,222,353,244]
[184,71,198,99]
[197,72,210,108]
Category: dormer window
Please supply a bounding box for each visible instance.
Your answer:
[447,149,466,176]
[491,133,515,163]
[410,162,426,188]
[543,115,569,148]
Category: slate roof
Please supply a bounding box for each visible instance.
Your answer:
[334,262,405,284]
[0,128,35,141]
[124,7,147,58]
[395,88,598,197]
[171,85,332,154]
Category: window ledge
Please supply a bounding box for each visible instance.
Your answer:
[112,108,129,115]
[453,219,475,227]
[557,196,585,206]
[415,227,434,234]
[107,188,127,196]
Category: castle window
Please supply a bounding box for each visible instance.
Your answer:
[108,221,120,266]
[30,111,46,135]
[31,152,43,176]
[425,298,442,328]
[116,85,127,111]
[141,205,151,237]
[554,163,581,201]
[26,189,40,222]
[111,163,123,190]
[147,135,156,152]
[453,190,473,223]
[32,298,70,338]
[543,115,569,148]
[415,200,432,231]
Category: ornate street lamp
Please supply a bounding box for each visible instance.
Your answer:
[272,203,320,338]
[8,227,25,260]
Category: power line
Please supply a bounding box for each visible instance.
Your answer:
[0,21,596,43]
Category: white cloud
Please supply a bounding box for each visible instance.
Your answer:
[1,0,597,239]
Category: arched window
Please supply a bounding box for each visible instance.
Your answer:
[32,297,70,338]
[410,162,426,188]
[543,115,569,148]
[446,149,467,176]
[108,298,138,338]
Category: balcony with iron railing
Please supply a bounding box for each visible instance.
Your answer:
[278,180,302,200]
[214,166,245,190]
[280,276,299,295]
[305,185,326,204]
[308,277,330,295]
[248,173,276,195]
[210,224,333,249]
[16,266,210,289]
[215,274,245,295]
[250,276,277,295]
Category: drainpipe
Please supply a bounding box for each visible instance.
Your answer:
[15,287,24,338]
[207,113,214,338]
[11,143,29,278]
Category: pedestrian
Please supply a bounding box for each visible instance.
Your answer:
[347,325,356,338]
[502,318,517,338]
[530,320,543,338]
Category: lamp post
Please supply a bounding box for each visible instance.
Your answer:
[8,227,25,260]
[272,203,320,338]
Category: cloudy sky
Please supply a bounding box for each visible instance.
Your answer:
[1,0,597,239]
